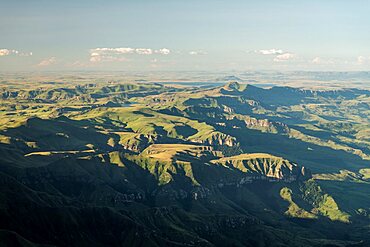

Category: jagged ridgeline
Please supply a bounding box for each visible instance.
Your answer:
[0,81,369,246]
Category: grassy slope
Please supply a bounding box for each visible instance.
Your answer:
[0,81,369,246]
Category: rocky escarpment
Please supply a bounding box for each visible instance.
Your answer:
[117,129,237,153]
[243,118,284,130]
[211,153,311,181]
[118,133,157,152]
[135,145,312,202]
[224,115,289,133]
[190,131,237,147]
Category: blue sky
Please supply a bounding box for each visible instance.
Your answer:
[1,0,370,71]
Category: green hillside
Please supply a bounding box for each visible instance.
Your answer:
[0,81,369,246]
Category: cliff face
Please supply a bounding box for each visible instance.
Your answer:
[118,131,238,153]
[119,133,154,152]
[132,144,312,192]
[198,132,237,147]
[211,153,312,181]
[241,117,289,133]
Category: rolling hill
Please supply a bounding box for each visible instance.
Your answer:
[0,81,369,246]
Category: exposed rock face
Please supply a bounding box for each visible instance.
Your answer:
[195,132,237,147]
[244,118,271,128]
[118,134,154,152]
[211,153,311,181]
[137,144,312,204]
[243,118,289,133]
[223,105,234,113]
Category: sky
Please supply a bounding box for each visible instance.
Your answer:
[1,0,370,71]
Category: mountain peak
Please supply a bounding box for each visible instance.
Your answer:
[224,81,242,91]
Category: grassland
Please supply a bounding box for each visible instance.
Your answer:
[0,78,369,246]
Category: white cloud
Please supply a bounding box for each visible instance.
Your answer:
[0,49,11,56]
[273,53,295,62]
[89,47,170,63]
[89,47,133,62]
[113,48,135,54]
[357,56,369,65]
[256,49,284,55]
[38,57,56,66]
[255,48,295,62]
[90,52,100,57]
[0,48,32,57]
[155,48,170,55]
[90,47,171,56]
[92,47,135,54]
[189,50,207,55]
[90,54,101,63]
[135,48,153,55]
[311,57,321,64]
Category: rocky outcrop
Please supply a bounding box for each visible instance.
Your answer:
[224,115,289,133]
[192,132,237,147]
[211,153,311,181]
[119,133,155,152]
[243,118,289,133]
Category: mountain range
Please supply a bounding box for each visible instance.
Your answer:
[0,81,369,246]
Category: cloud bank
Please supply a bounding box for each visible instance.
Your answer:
[89,47,171,62]
[273,53,295,62]
[0,48,32,57]
[357,56,370,65]
[256,49,284,55]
